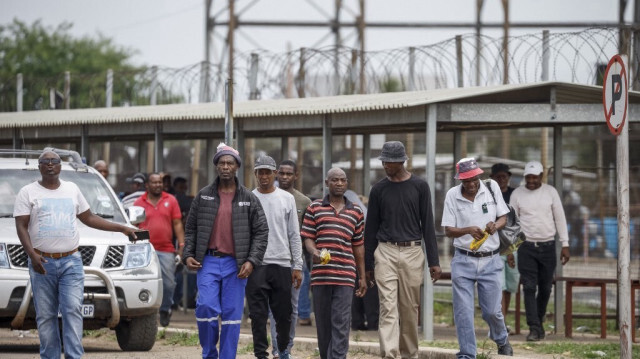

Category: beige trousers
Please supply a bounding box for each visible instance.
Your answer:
[374,242,425,359]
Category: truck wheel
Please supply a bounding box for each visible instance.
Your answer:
[115,312,158,351]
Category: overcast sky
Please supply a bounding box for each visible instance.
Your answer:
[0,0,630,68]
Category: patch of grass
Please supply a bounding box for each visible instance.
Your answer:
[516,342,640,359]
[418,340,459,350]
[236,342,254,354]
[164,331,200,346]
[82,329,103,338]
[156,328,166,340]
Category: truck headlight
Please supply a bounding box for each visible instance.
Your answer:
[0,243,10,268]
[123,243,152,269]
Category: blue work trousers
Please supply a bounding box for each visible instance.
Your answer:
[195,255,247,359]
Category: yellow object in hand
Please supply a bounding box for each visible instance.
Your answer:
[470,231,489,251]
[320,248,331,264]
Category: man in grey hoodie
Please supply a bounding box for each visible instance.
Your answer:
[247,155,303,359]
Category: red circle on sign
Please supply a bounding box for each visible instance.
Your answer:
[602,54,628,136]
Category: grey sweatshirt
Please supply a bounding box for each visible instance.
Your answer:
[252,187,303,270]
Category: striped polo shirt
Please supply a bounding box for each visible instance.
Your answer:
[301,195,365,287]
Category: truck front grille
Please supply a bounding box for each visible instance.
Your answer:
[103,246,124,268]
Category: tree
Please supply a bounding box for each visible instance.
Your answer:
[0,19,163,111]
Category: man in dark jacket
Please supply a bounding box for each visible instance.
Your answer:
[184,143,268,359]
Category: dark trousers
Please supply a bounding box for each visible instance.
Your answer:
[246,264,292,358]
[517,241,557,332]
[313,285,353,359]
[351,274,379,330]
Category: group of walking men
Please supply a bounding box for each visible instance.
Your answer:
[16,140,570,359]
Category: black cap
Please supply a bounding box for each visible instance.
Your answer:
[490,163,511,176]
[126,172,147,184]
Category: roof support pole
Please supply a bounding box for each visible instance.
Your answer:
[322,115,332,197]
[422,104,437,341]
[80,125,89,162]
[206,138,216,184]
[17,73,23,112]
[237,120,245,186]
[281,136,289,164]
[154,121,163,172]
[362,133,370,197]
[553,125,564,335]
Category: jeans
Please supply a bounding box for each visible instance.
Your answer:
[29,252,84,359]
[156,251,177,313]
[313,285,353,359]
[298,265,311,320]
[269,282,300,356]
[451,252,508,359]
[196,255,247,359]
[517,241,557,332]
[173,264,197,308]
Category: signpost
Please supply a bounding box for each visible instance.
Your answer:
[602,54,631,358]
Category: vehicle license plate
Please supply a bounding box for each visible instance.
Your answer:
[58,304,94,318]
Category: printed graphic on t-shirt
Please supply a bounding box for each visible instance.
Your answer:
[36,198,75,239]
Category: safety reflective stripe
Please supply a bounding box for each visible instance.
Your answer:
[195,317,242,325]
[221,320,242,325]
[196,316,219,322]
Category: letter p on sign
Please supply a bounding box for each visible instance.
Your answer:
[602,55,628,136]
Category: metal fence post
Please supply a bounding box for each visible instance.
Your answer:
[150,66,158,106]
[106,69,113,108]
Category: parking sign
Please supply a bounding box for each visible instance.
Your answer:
[602,54,628,136]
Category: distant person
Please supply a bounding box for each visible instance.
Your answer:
[134,173,185,327]
[13,150,137,359]
[490,163,519,332]
[161,172,175,194]
[301,167,367,359]
[510,161,570,342]
[269,159,311,358]
[172,176,197,309]
[248,155,303,359]
[93,160,109,179]
[364,141,441,359]
[183,143,268,359]
[442,158,513,357]
[121,172,146,209]
[345,190,378,331]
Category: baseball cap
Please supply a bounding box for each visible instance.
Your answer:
[523,161,544,176]
[126,172,146,184]
[254,155,277,171]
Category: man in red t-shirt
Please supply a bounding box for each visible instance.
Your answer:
[134,172,184,327]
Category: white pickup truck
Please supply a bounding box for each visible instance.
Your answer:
[0,148,162,351]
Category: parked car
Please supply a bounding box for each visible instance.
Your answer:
[0,148,162,351]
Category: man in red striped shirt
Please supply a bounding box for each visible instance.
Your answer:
[301,167,367,359]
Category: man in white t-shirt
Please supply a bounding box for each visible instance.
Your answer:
[510,161,570,342]
[441,157,513,358]
[247,155,303,359]
[13,150,137,359]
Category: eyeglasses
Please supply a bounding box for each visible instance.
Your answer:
[39,158,61,165]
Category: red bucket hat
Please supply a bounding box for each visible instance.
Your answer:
[455,157,484,180]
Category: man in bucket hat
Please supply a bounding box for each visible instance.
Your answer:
[183,143,269,359]
[510,161,569,342]
[364,141,441,359]
[441,157,513,357]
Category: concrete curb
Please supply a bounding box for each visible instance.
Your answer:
[164,327,533,358]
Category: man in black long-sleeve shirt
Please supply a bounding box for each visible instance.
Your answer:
[364,141,441,359]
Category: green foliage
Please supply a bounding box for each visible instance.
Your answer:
[0,19,158,111]
[236,342,254,354]
[163,331,200,346]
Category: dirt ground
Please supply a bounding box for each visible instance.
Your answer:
[0,328,382,359]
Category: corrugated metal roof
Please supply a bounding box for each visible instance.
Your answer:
[0,81,635,129]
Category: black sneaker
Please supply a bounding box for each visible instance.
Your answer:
[498,341,513,356]
[159,310,172,327]
[526,330,541,342]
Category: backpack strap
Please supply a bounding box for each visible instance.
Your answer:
[485,180,497,203]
